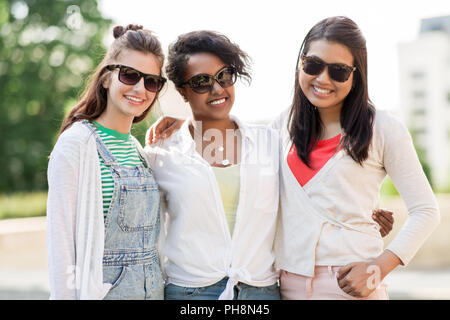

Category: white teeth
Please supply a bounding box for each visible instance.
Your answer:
[125,95,144,102]
[209,98,226,105]
[314,86,332,94]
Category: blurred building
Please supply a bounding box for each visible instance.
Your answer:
[398,15,450,191]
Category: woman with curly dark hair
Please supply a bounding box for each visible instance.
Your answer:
[47,24,166,300]
[145,30,281,300]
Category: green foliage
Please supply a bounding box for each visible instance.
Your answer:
[0,192,47,219]
[0,0,112,192]
[380,176,399,199]
[381,127,437,198]
[415,144,433,189]
[409,129,434,190]
[131,103,162,146]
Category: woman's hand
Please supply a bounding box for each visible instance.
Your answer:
[146,116,184,145]
[337,209,396,298]
[336,262,378,298]
[372,209,394,237]
[337,250,401,298]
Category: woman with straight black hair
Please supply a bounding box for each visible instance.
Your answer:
[287,16,374,167]
[273,16,439,299]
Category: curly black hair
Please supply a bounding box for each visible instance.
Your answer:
[166,30,252,87]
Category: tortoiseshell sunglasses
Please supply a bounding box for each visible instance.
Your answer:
[181,66,237,94]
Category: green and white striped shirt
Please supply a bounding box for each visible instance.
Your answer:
[90,121,143,220]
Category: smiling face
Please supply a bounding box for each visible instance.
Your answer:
[103,49,161,122]
[178,52,235,122]
[299,39,354,112]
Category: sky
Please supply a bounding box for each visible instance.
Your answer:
[99,0,450,122]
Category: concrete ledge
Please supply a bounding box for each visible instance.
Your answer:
[0,217,47,269]
[381,194,450,269]
[0,216,46,234]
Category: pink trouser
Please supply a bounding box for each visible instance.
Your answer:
[280,266,389,300]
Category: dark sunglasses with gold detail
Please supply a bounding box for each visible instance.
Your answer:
[181,66,237,94]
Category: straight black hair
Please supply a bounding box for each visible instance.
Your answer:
[289,16,375,166]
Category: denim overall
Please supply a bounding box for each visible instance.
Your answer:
[89,124,164,300]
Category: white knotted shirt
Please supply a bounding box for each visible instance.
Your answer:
[144,115,280,300]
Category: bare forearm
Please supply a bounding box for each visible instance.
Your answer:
[371,249,402,279]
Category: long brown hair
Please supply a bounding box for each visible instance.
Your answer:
[288,16,375,166]
[59,24,165,134]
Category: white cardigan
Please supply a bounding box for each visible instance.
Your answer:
[144,115,280,300]
[46,122,153,299]
[271,109,440,277]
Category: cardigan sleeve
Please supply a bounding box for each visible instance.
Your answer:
[380,114,440,266]
[46,135,80,299]
[47,125,111,300]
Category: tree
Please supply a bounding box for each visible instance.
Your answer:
[409,129,434,190]
[0,0,112,192]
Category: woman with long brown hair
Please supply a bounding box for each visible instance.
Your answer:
[46,24,166,299]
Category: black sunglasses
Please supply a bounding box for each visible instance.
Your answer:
[181,66,237,94]
[106,64,166,92]
[300,55,356,82]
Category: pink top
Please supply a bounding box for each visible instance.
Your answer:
[287,134,341,187]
